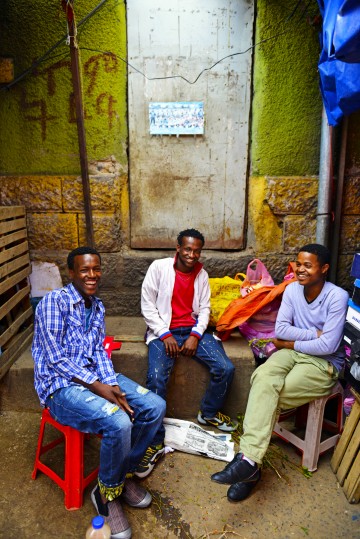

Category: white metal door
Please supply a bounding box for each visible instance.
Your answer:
[127,0,254,249]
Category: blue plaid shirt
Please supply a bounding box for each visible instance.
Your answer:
[32,283,117,406]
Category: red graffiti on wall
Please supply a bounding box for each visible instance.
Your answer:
[84,53,118,96]
[20,89,56,141]
[19,53,120,140]
[96,93,118,129]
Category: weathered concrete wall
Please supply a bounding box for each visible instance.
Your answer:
[0,0,359,315]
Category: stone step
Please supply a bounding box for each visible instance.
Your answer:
[0,317,255,420]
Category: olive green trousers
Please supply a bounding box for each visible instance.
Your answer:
[239,349,339,464]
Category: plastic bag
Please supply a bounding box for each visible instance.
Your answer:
[238,297,282,361]
[241,259,274,297]
[216,262,296,338]
[209,273,246,326]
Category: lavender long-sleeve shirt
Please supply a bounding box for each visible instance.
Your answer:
[275,281,349,372]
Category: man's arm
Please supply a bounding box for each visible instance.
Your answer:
[36,294,102,385]
[36,295,131,410]
[274,286,348,356]
[141,261,172,338]
[275,286,318,342]
[189,270,211,339]
[294,290,348,356]
[72,378,134,416]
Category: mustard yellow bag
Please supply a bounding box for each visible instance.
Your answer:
[209,273,246,326]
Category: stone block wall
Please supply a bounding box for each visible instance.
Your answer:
[1,167,358,315]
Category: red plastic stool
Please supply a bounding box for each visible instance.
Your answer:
[273,382,344,472]
[32,408,99,510]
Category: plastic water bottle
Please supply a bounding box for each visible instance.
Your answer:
[86,516,111,539]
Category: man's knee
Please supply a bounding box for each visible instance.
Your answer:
[224,361,235,379]
[250,362,271,386]
[104,409,133,437]
[138,390,166,425]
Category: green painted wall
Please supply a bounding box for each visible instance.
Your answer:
[0,0,127,174]
[251,0,323,176]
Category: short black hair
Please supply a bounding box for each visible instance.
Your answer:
[177,228,205,246]
[67,246,101,270]
[298,243,331,266]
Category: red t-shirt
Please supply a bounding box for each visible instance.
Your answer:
[170,269,197,329]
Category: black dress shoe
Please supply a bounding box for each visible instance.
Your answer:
[211,453,259,485]
[227,469,261,502]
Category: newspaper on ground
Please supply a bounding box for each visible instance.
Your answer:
[163,417,235,462]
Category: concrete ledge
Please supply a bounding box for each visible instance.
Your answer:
[0,317,255,418]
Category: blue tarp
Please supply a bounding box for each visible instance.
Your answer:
[317,0,360,125]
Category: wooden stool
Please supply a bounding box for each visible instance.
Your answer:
[273,382,344,472]
[32,408,99,510]
[331,389,360,503]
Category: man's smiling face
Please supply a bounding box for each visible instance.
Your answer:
[69,253,102,299]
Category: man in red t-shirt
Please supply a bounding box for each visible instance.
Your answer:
[136,229,237,477]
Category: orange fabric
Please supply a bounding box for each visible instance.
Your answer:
[216,262,297,338]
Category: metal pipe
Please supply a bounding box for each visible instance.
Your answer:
[316,106,333,246]
[329,116,348,282]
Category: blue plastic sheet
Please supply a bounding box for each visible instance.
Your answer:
[317,0,360,125]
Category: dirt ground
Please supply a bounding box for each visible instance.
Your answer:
[0,410,359,539]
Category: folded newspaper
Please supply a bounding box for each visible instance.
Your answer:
[164,417,235,462]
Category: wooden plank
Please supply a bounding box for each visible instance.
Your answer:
[0,217,26,236]
[0,285,31,321]
[331,400,360,472]
[343,451,360,503]
[0,325,33,380]
[336,420,360,485]
[0,253,30,280]
[0,266,31,295]
[0,306,33,348]
[0,241,29,266]
[0,206,25,220]
[0,229,27,249]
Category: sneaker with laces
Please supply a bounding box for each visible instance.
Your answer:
[121,478,152,507]
[197,411,238,432]
[134,444,165,478]
[91,485,131,539]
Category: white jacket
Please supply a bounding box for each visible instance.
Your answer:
[141,257,210,344]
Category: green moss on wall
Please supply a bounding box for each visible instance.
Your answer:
[0,0,127,174]
[251,0,323,176]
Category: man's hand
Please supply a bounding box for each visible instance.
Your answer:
[73,378,134,418]
[163,335,181,358]
[91,381,134,417]
[271,338,295,350]
[180,335,199,356]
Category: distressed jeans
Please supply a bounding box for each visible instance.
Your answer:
[46,373,166,491]
[146,327,235,445]
[239,349,339,464]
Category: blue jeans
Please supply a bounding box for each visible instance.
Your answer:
[146,328,235,445]
[46,374,166,490]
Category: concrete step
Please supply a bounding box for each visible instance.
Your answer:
[0,317,255,419]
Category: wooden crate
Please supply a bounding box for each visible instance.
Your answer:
[0,206,33,380]
[331,390,360,503]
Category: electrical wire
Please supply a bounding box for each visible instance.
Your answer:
[1,0,320,91]
[1,0,111,91]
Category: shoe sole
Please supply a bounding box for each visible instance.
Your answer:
[197,416,238,432]
[123,490,152,508]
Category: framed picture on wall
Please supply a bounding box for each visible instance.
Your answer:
[149,101,204,135]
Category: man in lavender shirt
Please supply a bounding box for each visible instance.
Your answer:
[211,244,349,502]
